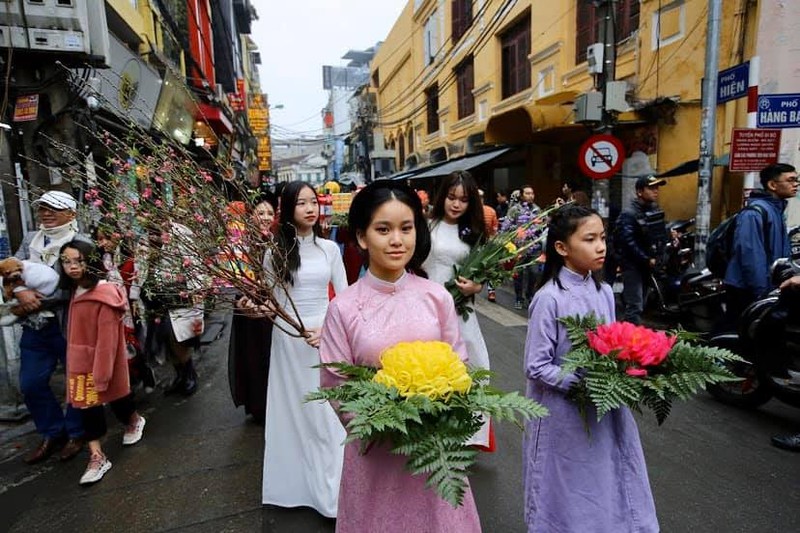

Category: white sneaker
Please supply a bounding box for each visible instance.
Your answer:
[79,453,112,485]
[122,415,146,446]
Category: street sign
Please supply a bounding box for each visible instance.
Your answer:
[756,93,800,128]
[12,95,39,122]
[729,128,781,172]
[717,62,749,104]
[578,134,625,180]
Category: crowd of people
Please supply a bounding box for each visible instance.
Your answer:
[9,190,207,485]
[221,174,658,532]
[8,162,799,530]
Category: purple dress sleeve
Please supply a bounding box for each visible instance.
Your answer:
[524,292,579,392]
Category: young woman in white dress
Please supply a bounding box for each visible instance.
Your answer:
[261,181,347,517]
[422,170,493,450]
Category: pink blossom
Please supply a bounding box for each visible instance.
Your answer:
[194,214,205,224]
[92,199,103,207]
[587,322,676,368]
[201,171,213,182]
[142,187,152,199]
[154,176,164,183]
[625,367,649,377]
[182,258,192,267]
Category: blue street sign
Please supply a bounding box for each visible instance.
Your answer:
[757,94,800,129]
[717,62,749,104]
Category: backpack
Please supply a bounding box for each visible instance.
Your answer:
[706,204,770,278]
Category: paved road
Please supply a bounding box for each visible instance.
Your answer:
[0,301,799,532]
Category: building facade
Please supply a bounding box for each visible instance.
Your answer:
[372,0,790,223]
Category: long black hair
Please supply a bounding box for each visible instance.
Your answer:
[430,171,485,247]
[273,181,321,284]
[348,180,431,278]
[57,239,105,290]
[539,204,603,291]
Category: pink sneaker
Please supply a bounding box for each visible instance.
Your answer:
[79,453,112,485]
[123,415,146,446]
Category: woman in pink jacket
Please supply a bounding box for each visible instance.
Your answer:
[59,240,146,485]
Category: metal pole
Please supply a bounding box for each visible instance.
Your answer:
[743,56,760,193]
[694,0,723,267]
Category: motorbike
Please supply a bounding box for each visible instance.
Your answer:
[645,218,727,333]
[707,257,800,409]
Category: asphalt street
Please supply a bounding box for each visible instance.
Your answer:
[0,297,799,532]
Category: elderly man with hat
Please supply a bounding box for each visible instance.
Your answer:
[614,176,668,324]
[12,190,91,464]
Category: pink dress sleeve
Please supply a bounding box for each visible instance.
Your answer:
[319,299,352,389]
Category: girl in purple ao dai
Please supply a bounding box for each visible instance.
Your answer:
[523,204,658,532]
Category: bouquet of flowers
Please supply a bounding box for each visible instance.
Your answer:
[307,341,548,507]
[559,315,743,425]
[445,206,556,320]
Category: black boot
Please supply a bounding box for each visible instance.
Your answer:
[180,358,198,396]
[164,362,186,395]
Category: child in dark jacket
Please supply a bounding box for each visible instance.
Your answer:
[59,240,146,485]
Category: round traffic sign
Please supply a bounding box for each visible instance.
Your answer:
[578,134,626,180]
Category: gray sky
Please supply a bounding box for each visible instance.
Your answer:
[251,0,408,137]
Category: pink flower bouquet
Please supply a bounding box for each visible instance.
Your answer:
[560,315,741,425]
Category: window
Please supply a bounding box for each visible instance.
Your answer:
[398,135,406,170]
[576,0,640,64]
[652,1,686,49]
[537,65,555,98]
[423,10,441,65]
[426,84,440,134]
[407,126,415,154]
[500,14,531,99]
[372,69,380,88]
[451,0,473,43]
[456,56,475,119]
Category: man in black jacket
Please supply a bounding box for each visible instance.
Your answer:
[615,176,668,324]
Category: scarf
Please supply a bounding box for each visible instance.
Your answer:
[28,220,79,267]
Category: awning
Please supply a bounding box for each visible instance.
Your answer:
[406,147,513,180]
[196,102,233,135]
[656,154,730,177]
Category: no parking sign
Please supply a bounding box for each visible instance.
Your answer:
[578,134,626,180]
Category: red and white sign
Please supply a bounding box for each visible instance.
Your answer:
[578,134,626,180]
[13,95,39,122]
[729,128,781,172]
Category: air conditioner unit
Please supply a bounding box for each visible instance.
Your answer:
[586,43,604,75]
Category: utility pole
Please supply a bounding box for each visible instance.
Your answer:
[594,0,616,220]
[597,0,616,132]
[695,0,723,267]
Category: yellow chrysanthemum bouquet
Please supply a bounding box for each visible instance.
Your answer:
[307,341,548,507]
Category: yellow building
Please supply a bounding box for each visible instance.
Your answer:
[372,0,762,222]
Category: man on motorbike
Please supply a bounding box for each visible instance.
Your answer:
[722,163,796,330]
[770,274,800,452]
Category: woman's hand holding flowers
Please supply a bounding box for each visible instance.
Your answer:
[455,276,483,297]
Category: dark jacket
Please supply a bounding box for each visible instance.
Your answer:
[615,199,667,270]
[723,191,790,298]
